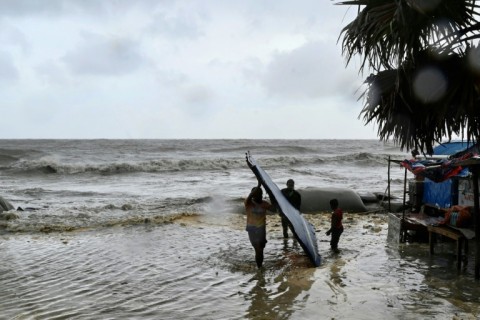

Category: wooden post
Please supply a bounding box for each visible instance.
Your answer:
[388,156,391,211]
[403,167,407,220]
[472,166,480,279]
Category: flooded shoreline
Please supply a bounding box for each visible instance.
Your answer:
[1,212,479,319]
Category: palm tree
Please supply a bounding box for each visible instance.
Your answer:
[337,0,480,280]
[336,0,480,154]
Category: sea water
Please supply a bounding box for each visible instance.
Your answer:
[1,139,479,319]
[0,139,406,232]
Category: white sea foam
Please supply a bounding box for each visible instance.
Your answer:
[0,139,408,233]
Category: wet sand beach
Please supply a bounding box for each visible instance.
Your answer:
[1,211,480,319]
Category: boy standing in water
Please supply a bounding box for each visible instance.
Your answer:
[326,198,343,253]
[245,184,274,268]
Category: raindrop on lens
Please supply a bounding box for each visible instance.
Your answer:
[467,47,480,74]
[413,67,447,103]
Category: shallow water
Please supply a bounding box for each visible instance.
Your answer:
[1,211,479,319]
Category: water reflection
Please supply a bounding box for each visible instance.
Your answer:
[385,241,480,317]
[325,257,347,304]
[245,239,315,319]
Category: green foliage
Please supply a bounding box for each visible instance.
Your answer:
[336,0,480,154]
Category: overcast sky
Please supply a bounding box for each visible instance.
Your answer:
[0,0,378,139]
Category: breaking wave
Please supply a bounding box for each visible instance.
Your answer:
[0,192,246,234]
[0,210,201,234]
[6,152,393,176]
[10,158,247,175]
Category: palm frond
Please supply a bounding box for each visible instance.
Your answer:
[360,49,480,153]
[337,0,480,151]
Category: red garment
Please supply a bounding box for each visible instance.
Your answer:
[440,205,471,228]
[331,208,343,229]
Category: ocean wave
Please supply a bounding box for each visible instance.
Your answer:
[213,144,315,155]
[8,158,245,175]
[0,210,202,233]
[331,152,389,166]
[4,151,391,176]
[0,193,245,234]
[0,147,45,159]
[0,154,18,165]
[12,187,105,198]
[6,157,305,175]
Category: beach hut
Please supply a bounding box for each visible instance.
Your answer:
[387,141,480,278]
[386,142,473,216]
[416,141,474,210]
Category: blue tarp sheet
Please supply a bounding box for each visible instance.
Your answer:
[423,178,453,208]
[432,141,473,156]
[422,142,474,207]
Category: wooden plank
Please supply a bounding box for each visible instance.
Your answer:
[427,226,463,240]
[427,225,467,270]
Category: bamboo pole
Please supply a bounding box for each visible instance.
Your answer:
[388,156,391,211]
[472,167,480,280]
[403,167,407,220]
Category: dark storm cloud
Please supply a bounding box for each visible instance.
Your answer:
[180,84,214,117]
[148,9,206,39]
[0,0,170,17]
[0,23,30,54]
[1,0,378,139]
[62,32,147,76]
[261,41,360,100]
[0,52,19,81]
[0,0,105,17]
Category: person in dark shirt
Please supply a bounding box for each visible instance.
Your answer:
[280,179,301,238]
[411,149,419,159]
[326,198,343,253]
